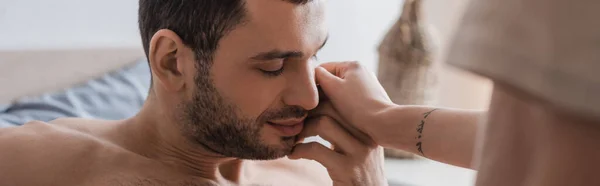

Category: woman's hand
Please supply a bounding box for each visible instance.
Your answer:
[289,114,387,186]
[313,61,397,147]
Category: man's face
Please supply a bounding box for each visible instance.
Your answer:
[179,0,328,160]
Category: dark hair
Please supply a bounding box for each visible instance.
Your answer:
[138,0,312,65]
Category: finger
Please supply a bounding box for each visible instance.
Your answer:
[315,66,342,98]
[299,116,364,155]
[310,102,375,146]
[289,142,344,169]
[319,61,362,79]
[309,101,342,122]
[317,62,341,76]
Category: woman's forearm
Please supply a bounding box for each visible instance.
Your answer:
[377,105,483,169]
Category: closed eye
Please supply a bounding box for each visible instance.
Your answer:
[258,60,285,77]
[260,66,284,77]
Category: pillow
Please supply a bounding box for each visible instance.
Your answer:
[0,60,150,127]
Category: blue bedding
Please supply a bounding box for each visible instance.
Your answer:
[0,60,151,127]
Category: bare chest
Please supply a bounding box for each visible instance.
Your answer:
[87,160,328,186]
[88,176,217,186]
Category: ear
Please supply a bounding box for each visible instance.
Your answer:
[148,29,190,92]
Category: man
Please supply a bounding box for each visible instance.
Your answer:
[0,0,386,185]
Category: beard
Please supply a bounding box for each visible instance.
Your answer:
[178,67,307,160]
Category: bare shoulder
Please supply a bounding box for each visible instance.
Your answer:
[0,119,103,155]
[0,120,72,156]
[0,120,108,185]
[250,157,331,186]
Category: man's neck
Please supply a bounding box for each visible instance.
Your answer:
[114,98,246,184]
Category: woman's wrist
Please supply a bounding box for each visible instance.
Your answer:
[373,104,414,150]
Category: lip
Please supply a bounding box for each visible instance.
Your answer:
[268,116,307,126]
[267,122,304,137]
[267,116,306,137]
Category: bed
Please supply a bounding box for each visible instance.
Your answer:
[0,48,149,126]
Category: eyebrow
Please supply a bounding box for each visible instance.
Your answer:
[251,35,329,61]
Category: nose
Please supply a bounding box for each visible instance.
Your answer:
[282,64,319,110]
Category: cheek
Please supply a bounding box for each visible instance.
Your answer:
[211,65,286,118]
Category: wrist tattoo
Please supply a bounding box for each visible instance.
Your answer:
[416,109,438,156]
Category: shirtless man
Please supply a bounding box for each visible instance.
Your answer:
[0,0,386,185]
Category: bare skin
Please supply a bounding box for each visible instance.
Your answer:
[0,117,330,186]
[311,62,480,168]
